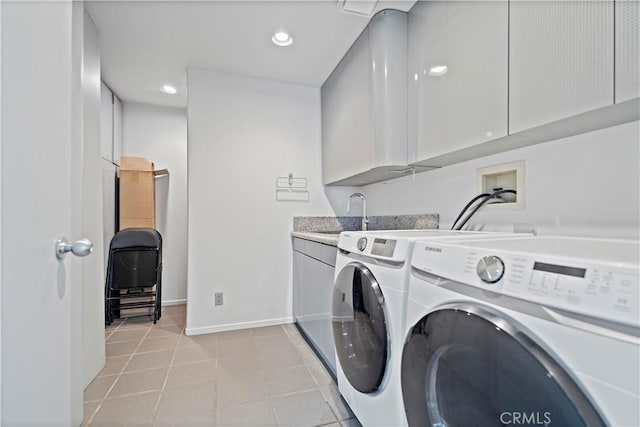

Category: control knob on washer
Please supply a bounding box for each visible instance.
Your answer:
[477,255,505,284]
[357,237,368,251]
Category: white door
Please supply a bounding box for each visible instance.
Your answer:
[1,1,92,424]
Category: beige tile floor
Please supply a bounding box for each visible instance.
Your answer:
[84,305,360,426]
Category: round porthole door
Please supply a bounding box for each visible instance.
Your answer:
[332,262,389,394]
[401,304,604,427]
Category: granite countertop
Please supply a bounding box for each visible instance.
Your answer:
[291,214,440,247]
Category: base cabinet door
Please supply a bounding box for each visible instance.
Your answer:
[301,254,337,374]
[292,238,337,376]
[292,250,304,324]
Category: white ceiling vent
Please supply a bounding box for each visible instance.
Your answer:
[338,0,380,17]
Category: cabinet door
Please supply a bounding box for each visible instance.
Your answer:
[615,0,639,103]
[369,10,408,169]
[113,95,123,165]
[408,0,508,161]
[317,260,337,374]
[301,255,337,374]
[509,0,614,134]
[321,244,338,267]
[100,82,113,162]
[301,255,323,344]
[292,250,304,323]
[321,30,371,184]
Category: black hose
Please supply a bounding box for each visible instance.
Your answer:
[450,193,491,230]
[454,189,517,231]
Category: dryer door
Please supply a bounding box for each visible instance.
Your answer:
[332,262,389,393]
[401,304,604,427]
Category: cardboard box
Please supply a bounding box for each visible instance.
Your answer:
[119,156,155,230]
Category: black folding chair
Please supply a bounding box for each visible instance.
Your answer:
[105,228,163,325]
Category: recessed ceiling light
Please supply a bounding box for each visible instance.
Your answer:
[160,85,177,94]
[429,65,448,76]
[272,31,293,47]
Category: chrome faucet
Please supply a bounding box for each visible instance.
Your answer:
[347,193,368,231]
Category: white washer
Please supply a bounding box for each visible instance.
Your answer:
[402,236,640,427]
[332,230,523,427]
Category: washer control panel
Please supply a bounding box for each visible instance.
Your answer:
[412,239,640,327]
[338,232,406,262]
[371,238,397,257]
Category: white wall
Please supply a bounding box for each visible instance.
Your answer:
[121,102,188,304]
[363,121,640,239]
[186,68,353,335]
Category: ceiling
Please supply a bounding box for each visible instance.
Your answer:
[86,0,416,108]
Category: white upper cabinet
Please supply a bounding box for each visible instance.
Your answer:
[509,0,614,134]
[408,0,508,163]
[368,10,409,170]
[113,95,123,165]
[615,0,639,103]
[100,82,124,165]
[100,82,113,162]
[322,10,408,186]
[322,30,371,185]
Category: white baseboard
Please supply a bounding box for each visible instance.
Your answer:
[162,299,187,307]
[185,317,294,336]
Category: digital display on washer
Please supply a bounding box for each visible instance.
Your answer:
[533,262,586,278]
[371,238,396,257]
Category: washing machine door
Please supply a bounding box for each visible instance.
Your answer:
[401,304,605,427]
[332,262,389,394]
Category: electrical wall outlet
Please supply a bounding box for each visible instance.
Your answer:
[214,292,224,306]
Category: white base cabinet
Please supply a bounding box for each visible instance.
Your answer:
[292,237,337,376]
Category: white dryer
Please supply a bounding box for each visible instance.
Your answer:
[402,236,640,427]
[332,230,522,427]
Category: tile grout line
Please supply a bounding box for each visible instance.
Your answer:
[150,322,185,423]
[287,326,345,425]
[85,319,129,424]
[266,324,289,426]
[87,321,155,425]
[252,326,275,425]
[93,321,332,426]
[212,325,283,425]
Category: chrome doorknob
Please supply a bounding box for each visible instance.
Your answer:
[56,237,93,260]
